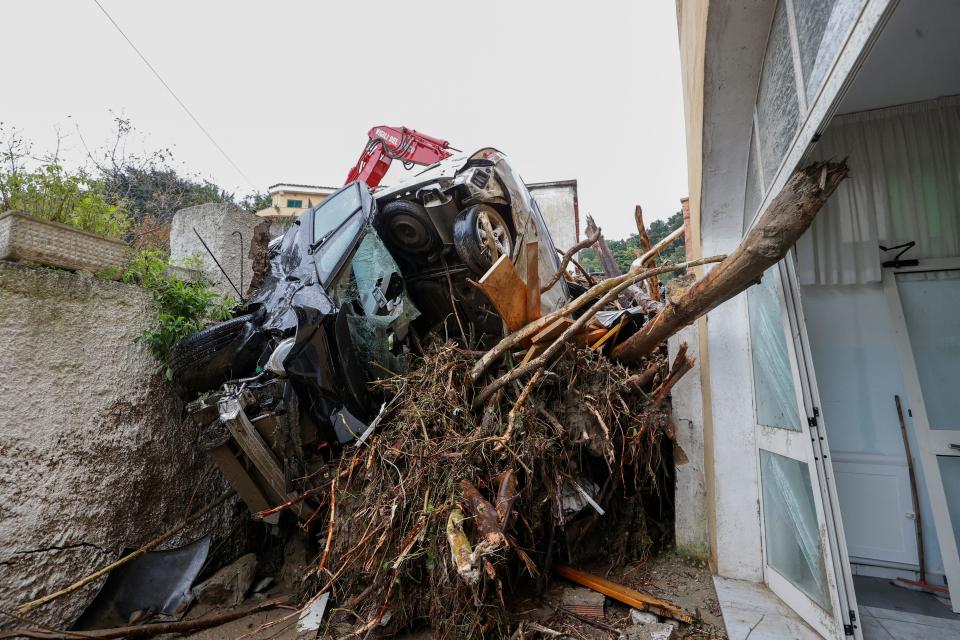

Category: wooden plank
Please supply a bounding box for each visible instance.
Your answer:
[520,343,546,366]
[524,241,541,323]
[220,398,308,519]
[590,316,627,350]
[477,254,528,332]
[531,317,574,345]
[572,327,607,347]
[553,564,694,624]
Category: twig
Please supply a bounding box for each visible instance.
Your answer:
[15,490,234,615]
[318,477,337,574]
[494,370,542,451]
[542,227,601,292]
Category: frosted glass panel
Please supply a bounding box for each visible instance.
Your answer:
[937,456,960,564]
[761,449,830,610]
[748,267,803,430]
[756,0,801,185]
[896,270,960,430]
[794,0,865,102]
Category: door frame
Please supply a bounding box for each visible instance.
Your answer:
[883,256,960,612]
[748,257,861,639]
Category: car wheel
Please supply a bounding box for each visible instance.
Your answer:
[378,199,441,261]
[453,204,514,275]
[169,314,260,398]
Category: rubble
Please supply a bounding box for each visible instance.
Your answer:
[191,552,257,606]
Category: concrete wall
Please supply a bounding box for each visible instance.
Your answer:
[0,263,239,628]
[529,181,579,253]
[170,202,270,300]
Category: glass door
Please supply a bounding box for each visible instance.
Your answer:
[746,257,861,639]
[885,262,960,613]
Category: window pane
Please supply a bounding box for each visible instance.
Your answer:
[748,265,803,430]
[760,449,830,610]
[316,213,364,283]
[756,0,801,185]
[794,0,866,102]
[287,199,303,209]
[895,270,960,430]
[313,184,361,244]
[744,126,763,234]
[937,456,960,568]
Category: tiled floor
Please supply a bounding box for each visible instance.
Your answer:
[860,605,960,639]
[714,574,960,639]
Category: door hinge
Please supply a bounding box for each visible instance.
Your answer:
[808,416,818,428]
[844,609,857,636]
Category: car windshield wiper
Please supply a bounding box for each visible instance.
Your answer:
[310,209,360,252]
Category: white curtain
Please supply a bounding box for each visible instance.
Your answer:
[796,96,960,285]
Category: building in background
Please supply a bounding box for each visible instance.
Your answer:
[256,183,337,221]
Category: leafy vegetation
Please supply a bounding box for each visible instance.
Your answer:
[577,210,686,280]
[1,130,131,238]
[113,249,235,371]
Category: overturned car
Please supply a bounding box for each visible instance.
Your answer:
[174,149,572,515]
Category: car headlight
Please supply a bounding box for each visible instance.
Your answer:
[265,337,296,376]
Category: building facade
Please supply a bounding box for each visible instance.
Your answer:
[676,0,960,637]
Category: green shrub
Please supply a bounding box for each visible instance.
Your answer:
[117,249,235,372]
[1,162,130,238]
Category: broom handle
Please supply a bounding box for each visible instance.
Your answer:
[895,394,925,584]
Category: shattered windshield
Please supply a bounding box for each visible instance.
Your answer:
[313,183,362,245]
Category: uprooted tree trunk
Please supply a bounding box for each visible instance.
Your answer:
[613,160,848,363]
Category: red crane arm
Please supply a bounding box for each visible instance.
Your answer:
[346,126,454,189]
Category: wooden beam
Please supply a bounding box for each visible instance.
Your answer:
[553,564,694,624]
[585,215,621,277]
[613,161,848,363]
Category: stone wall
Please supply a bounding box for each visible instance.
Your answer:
[169,202,270,300]
[0,262,240,628]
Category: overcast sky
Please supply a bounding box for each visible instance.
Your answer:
[2,1,687,240]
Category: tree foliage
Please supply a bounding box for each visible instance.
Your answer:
[577,210,685,280]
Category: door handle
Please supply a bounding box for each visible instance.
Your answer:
[950,444,960,451]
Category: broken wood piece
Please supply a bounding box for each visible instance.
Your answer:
[590,316,626,350]
[572,327,608,347]
[632,226,684,270]
[585,214,622,277]
[553,564,694,624]
[477,254,529,332]
[524,241,541,323]
[556,248,597,286]
[542,226,602,292]
[459,480,505,546]
[447,509,479,584]
[531,316,574,345]
[635,205,661,301]
[614,161,848,363]
[520,343,545,366]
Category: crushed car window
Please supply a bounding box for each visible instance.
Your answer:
[316,212,365,283]
[331,231,420,378]
[312,183,362,246]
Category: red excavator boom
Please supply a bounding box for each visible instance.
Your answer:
[346,126,454,189]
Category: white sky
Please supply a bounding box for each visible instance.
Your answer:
[1,1,688,240]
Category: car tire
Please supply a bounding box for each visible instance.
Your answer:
[453,204,514,275]
[169,313,259,397]
[378,199,441,261]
